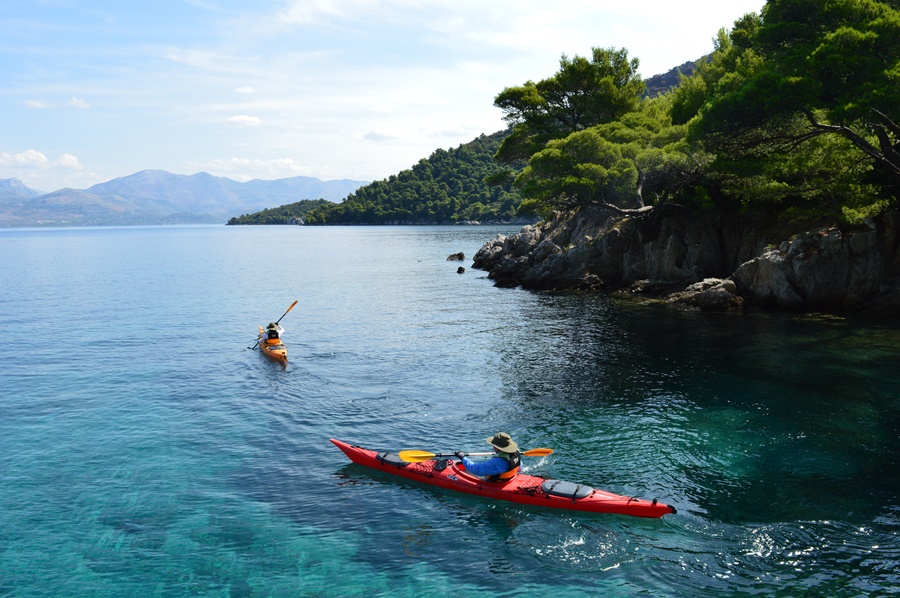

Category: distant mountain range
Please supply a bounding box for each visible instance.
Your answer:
[0,170,368,226]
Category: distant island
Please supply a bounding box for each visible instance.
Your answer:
[227,199,332,225]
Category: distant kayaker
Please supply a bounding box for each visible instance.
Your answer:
[455,432,521,482]
[264,322,284,342]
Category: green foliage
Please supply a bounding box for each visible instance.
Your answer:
[712,127,881,222]
[494,47,644,163]
[692,0,900,220]
[516,197,553,219]
[517,129,638,209]
[226,199,332,225]
[513,95,711,213]
[303,130,526,225]
[670,17,764,126]
[506,0,899,225]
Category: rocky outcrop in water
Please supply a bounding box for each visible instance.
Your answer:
[472,207,900,316]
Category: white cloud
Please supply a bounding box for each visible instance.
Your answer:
[68,97,91,109]
[25,100,52,109]
[225,114,262,126]
[275,0,370,25]
[0,150,52,168]
[58,153,84,169]
[0,150,83,170]
[184,157,317,180]
[235,86,256,94]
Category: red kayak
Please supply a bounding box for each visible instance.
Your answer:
[330,438,676,518]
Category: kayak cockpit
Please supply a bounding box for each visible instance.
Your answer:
[447,461,519,487]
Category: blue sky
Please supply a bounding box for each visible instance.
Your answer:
[1,0,764,192]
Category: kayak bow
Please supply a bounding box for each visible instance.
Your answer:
[330,438,676,518]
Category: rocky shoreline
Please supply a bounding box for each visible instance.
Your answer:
[472,207,900,317]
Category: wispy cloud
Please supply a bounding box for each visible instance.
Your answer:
[363,129,400,142]
[235,86,255,94]
[225,114,262,126]
[185,157,316,180]
[68,97,91,109]
[25,100,52,109]
[275,0,379,26]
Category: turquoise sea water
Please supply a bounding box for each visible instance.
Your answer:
[0,224,898,597]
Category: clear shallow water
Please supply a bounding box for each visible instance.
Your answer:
[0,224,898,597]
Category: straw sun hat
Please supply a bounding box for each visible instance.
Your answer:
[485,432,518,453]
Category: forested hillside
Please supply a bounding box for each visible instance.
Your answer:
[643,60,699,97]
[303,130,524,224]
[227,199,331,225]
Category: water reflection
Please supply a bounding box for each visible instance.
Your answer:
[491,294,900,530]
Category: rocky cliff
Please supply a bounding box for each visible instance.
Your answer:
[472,207,900,316]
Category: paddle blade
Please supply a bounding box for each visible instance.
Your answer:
[522,448,553,457]
[274,300,299,325]
[398,450,437,462]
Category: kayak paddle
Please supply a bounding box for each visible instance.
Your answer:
[398,448,553,463]
[275,299,299,325]
[249,299,298,349]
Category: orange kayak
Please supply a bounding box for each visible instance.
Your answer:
[258,325,288,364]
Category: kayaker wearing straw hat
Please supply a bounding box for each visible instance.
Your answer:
[264,322,284,341]
[455,432,521,482]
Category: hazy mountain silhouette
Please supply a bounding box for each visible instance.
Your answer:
[0,170,368,226]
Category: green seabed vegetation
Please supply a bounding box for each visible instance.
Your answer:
[231,0,899,231]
